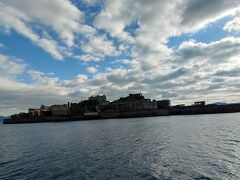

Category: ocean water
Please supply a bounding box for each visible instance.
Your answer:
[0,114,240,180]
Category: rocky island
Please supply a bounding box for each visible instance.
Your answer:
[3,93,240,124]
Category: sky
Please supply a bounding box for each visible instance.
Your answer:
[0,0,240,116]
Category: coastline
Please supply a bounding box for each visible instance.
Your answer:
[4,103,240,124]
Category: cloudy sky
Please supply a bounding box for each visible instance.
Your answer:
[0,0,240,115]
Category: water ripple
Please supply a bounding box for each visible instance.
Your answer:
[1,114,240,179]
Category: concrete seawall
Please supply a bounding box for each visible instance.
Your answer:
[3,109,169,124]
[3,104,240,124]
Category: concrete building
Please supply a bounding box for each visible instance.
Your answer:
[70,102,85,115]
[28,108,41,117]
[28,106,51,117]
[175,104,185,107]
[194,101,205,106]
[157,100,171,109]
[40,105,50,111]
[70,95,109,115]
[40,105,51,116]
[105,93,157,112]
[51,104,68,116]
[88,95,107,104]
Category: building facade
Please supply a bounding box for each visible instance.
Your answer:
[50,105,68,116]
[88,95,107,104]
[28,108,41,117]
[104,93,157,112]
[157,100,171,109]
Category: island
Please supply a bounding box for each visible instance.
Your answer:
[3,93,240,124]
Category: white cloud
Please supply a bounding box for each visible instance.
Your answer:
[93,0,136,42]
[82,0,99,5]
[0,54,26,75]
[2,34,240,115]
[0,75,70,115]
[92,0,240,90]
[2,0,84,47]
[0,0,120,61]
[2,1,240,115]
[224,16,240,32]
[175,37,240,64]
[82,35,118,57]
[94,0,240,44]
[74,33,119,62]
[0,0,87,60]
[87,66,97,74]
[0,1,65,60]
[73,54,103,62]
[0,55,69,115]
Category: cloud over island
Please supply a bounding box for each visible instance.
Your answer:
[0,0,240,115]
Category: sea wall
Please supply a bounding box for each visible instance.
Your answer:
[169,104,240,115]
[3,104,240,124]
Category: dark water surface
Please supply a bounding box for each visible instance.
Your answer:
[1,114,240,179]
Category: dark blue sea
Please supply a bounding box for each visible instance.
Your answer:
[1,114,240,180]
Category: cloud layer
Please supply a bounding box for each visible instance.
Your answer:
[0,0,240,115]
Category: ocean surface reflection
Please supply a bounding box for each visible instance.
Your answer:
[1,113,240,179]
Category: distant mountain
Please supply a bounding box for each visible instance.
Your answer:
[212,102,228,105]
[0,116,9,121]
